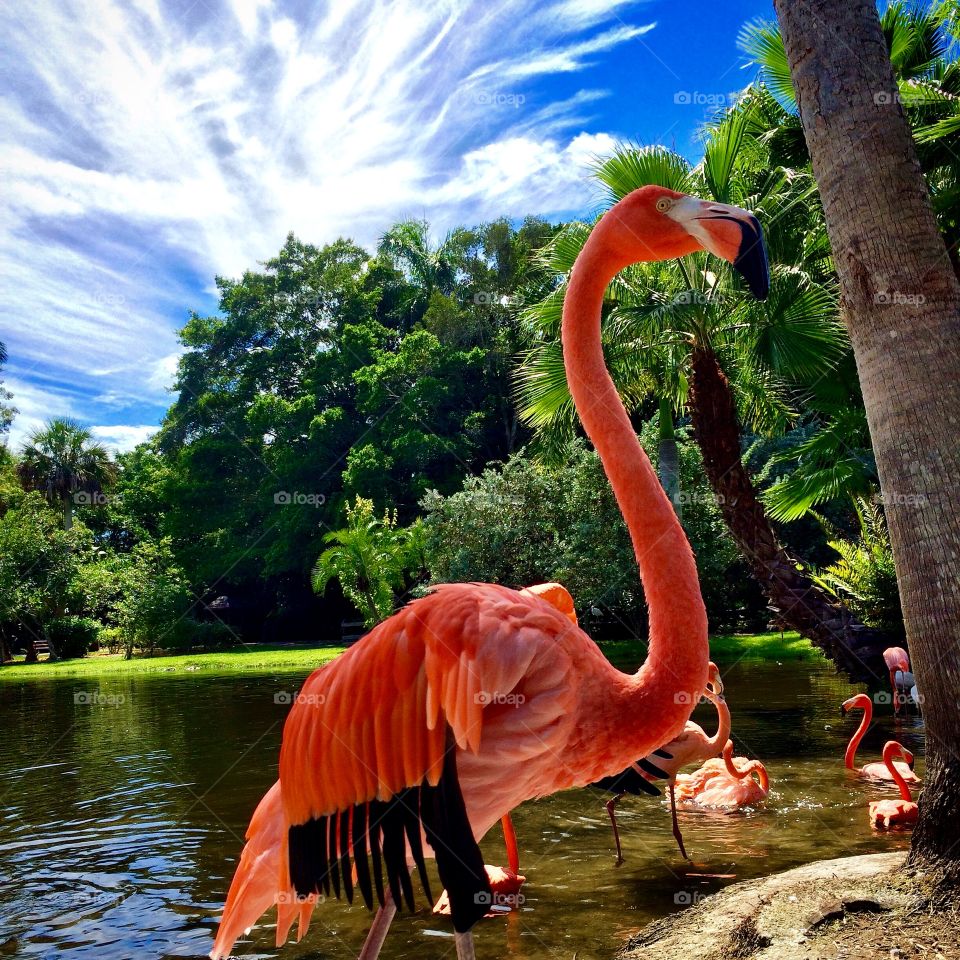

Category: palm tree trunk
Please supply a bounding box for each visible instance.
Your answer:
[688,346,889,681]
[657,398,681,517]
[62,493,73,531]
[775,0,960,884]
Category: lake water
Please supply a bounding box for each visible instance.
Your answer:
[0,650,923,959]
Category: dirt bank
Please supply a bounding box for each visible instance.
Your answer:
[617,852,959,960]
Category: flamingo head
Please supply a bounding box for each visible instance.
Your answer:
[605,186,770,299]
[704,661,723,698]
[840,693,872,717]
[884,742,914,767]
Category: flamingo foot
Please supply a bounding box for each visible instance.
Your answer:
[433,865,526,917]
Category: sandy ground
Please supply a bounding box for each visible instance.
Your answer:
[617,852,960,960]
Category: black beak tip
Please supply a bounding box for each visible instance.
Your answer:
[733,215,770,301]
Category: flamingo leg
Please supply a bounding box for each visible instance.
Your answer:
[455,931,477,960]
[357,898,396,960]
[501,813,520,874]
[605,793,625,865]
[669,782,690,861]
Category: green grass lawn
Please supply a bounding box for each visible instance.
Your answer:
[601,629,823,668]
[0,630,820,682]
[0,644,346,680]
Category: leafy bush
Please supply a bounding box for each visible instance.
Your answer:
[812,498,904,635]
[420,435,760,636]
[46,616,100,659]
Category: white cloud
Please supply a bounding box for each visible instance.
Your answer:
[1,0,656,436]
[90,424,160,453]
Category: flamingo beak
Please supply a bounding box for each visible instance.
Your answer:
[667,197,770,300]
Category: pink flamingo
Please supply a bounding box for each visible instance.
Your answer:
[882,646,910,714]
[841,694,920,783]
[868,742,919,830]
[674,740,770,809]
[596,662,728,862]
[209,186,769,960]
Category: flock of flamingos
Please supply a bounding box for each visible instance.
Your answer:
[207,187,922,960]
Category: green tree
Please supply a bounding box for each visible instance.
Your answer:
[17,418,115,530]
[774,0,960,880]
[0,341,16,440]
[0,494,90,661]
[742,1,960,270]
[312,496,424,629]
[421,437,750,635]
[377,220,466,329]
[112,539,194,659]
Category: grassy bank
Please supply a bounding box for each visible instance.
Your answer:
[0,644,346,680]
[0,630,819,682]
[602,629,822,668]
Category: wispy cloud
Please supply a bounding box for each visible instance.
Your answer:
[1,0,655,449]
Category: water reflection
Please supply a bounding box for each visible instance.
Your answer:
[0,657,919,959]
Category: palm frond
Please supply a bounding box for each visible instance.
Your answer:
[592,145,692,204]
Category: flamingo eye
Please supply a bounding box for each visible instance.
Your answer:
[656,197,673,213]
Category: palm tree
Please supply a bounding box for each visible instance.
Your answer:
[17,418,116,530]
[377,220,467,329]
[0,340,15,440]
[773,0,960,883]
[518,116,890,679]
[312,496,423,629]
[742,1,960,273]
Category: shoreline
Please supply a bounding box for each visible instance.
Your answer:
[0,630,820,681]
[617,852,958,960]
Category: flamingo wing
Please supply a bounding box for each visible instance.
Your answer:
[277,582,577,932]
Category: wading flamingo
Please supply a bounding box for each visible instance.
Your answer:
[674,740,770,809]
[210,186,769,960]
[869,742,919,830]
[882,646,910,714]
[841,694,920,783]
[594,662,727,862]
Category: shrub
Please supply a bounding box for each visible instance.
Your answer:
[46,616,100,659]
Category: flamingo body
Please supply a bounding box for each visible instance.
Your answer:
[868,742,919,830]
[211,185,770,960]
[674,741,770,809]
[841,694,921,784]
[882,646,910,714]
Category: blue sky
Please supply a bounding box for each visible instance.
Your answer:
[1,0,773,452]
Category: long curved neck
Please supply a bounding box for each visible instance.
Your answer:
[562,220,708,711]
[884,745,913,802]
[844,701,871,770]
[722,741,769,791]
[706,692,731,751]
